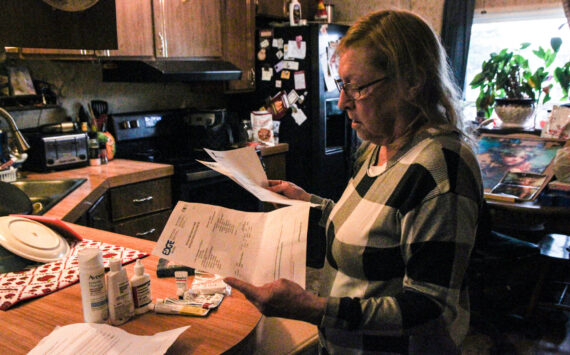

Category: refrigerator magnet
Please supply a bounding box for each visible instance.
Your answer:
[291,104,308,126]
[260,38,270,49]
[276,50,284,60]
[261,67,273,81]
[287,89,299,105]
[294,71,306,90]
[274,61,285,73]
[272,38,284,49]
[284,61,299,71]
[275,80,282,88]
[259,29,273,38]
[281,70,291,80]
[257,48,267,61]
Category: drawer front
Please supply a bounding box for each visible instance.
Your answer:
[110,178,172,221]
[113,209,171,241]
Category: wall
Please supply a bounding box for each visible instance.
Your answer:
[332,0,561,33]
[2,58,228,130]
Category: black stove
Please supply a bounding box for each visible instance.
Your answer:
[109,109,261,211]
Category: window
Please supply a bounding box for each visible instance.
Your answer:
[463,6,570,122]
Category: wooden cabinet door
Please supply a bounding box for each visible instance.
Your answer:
[96,0,154,58]
[153,0,222,58]
[223,0,256,92]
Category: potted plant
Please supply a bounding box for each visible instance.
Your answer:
[470,37,563,127]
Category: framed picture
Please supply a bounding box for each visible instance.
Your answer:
[489,171,547,201]
[476,134,569,194]
[7,66,36,96]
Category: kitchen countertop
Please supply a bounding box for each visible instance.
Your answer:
[0,222,261,354]
[19,159,174,223]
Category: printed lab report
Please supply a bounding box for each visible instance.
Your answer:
[152,202,310,287]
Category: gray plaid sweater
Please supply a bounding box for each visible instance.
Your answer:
[311,127,483,354]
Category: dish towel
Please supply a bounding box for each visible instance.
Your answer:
[0,239,147,310]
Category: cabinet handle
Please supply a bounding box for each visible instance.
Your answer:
[132,196,154,204]
[157,33,165,57]
[248,68,255,87]
[136,228,156,237]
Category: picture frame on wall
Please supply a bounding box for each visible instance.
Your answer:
[7,66,36,96]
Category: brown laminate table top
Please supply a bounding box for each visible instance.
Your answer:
[0,223,261,354]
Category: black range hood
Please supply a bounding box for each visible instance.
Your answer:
[101,60,242,82]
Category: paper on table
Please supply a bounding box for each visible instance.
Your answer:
[152,201,310,288]
[28,323,189,355]
[199,146,311,206]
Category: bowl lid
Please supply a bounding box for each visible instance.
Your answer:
[0,216,70,263]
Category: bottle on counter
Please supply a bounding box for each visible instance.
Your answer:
[78,248,109,323]
[130,259,152,315]
[88,132,101,166]
[107,257,135,325]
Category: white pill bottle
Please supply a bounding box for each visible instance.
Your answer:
[78,248,109,323]
[130,259,152,315]
[107,257,135,325]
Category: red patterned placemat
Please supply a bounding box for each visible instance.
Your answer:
[0,239,147,310]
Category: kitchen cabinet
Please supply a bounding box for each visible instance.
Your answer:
[83,177,172,241]
[153,0,222,58]
[96,0,154,58]
[223,0,256,91]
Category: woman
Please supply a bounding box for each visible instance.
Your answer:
[225,9,483,354]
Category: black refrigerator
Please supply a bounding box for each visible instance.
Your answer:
[254,23,354,201]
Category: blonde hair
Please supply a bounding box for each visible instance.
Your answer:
[338,9,464,149]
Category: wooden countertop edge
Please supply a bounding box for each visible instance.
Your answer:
[19,159,174,222]
[258,142,289,156]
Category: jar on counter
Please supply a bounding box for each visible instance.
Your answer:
[89,137,101,166]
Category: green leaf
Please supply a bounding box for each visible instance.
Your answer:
[533,48,545,59]
[520,42,531,50]
[551,37,562,53]
[470,72,486,87]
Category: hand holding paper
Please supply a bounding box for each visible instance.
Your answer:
[152,202,310,287]
[198,146,311,206]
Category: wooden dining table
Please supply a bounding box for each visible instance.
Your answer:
[0,223,261,354]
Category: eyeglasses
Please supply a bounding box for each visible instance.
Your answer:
[334,76,389,101]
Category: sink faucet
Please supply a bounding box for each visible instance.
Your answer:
[0,107,30,164]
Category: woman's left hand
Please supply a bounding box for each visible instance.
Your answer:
[223,277,326,325]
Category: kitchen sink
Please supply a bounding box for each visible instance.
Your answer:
[10,178,87,215]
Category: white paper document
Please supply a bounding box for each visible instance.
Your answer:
[29,323,189,355]
[198,146,309,206]
[152,202,310,287]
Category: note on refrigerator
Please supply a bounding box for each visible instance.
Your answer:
[152,201,310,287]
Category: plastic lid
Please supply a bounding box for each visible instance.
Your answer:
[77,248,103,268]
[134,258,144,276]
[109,257,122,272]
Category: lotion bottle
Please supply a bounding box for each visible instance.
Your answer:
[78,248,109,323]
[289,0,301,26]
[130,259,152,315]
[107,257,135,325]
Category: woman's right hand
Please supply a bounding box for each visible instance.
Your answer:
[267,180,311,202]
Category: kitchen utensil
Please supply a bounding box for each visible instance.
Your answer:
[0,181,32,216]
[91,100,109,131]
[0,216,70,263]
